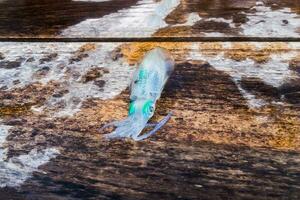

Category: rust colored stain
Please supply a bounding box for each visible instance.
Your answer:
[269,116,300,149]
[154,26,193,37]
[223,42,290,63]
[198,42,291,63]
[78,43,97,52]
[120,42,189,64]
[0,105,31,117]
[198,42,224,57]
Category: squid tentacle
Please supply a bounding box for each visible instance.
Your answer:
[101,112,172,141]
[104,125,132,139]
[98,117,132,132]
[102,116,142,139]
[145,123,158,127]
[133,112,172,141]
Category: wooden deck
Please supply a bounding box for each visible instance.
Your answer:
[0,1,299,200]
[0,0,299,39]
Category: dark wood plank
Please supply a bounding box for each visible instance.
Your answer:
[0,0,299,39]
[159,0,300,38]
[0,42,299,199]
[10,141,300,200]
[0,0,139,37]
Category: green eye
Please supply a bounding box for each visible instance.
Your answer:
[128,102,135,115]
[142,100,154,116]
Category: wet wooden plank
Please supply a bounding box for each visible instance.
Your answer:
[0,0,299,39]
[0,0,139,37]
[7,141,300,200]
[0,42,299,199]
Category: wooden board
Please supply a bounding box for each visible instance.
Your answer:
[0,42,299,199]
[0,0,299,39]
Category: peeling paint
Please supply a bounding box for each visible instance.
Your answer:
[120,42,188,64]
[0,43,134,117]
[189,42,300,108]
[241,5,300,37]
[175,12,202,26]
[233,78,267,108]
[162,0,300,38]
[61,0,181,37]
[0,125,59,188]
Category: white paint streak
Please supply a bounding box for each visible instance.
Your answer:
[175,12,202,26]
[207,17,235,28]
[0,125,59,188]
[61,0,181,37]
[198,3,300,37]
[241,5,300,37]
[233,78,267,108]
[0,43,134,116]
[185,13,202,26]
[44,43,134,117]
[189,43,300,108]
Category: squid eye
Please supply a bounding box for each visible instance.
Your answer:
[142,100,154,117]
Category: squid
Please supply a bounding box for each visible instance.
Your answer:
[100,47,174,141]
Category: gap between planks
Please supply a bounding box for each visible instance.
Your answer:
[1,37,300,43]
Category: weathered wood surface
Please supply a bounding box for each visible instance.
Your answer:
[0,42,299,199]
[0,0,139,37]
[0,0,299,39]
[2,141,300,200]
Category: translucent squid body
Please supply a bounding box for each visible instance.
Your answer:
[100,47,174,141]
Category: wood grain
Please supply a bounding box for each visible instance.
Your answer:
[0,0,299,39]
[0,42,299,199]
[0,0,139,37]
